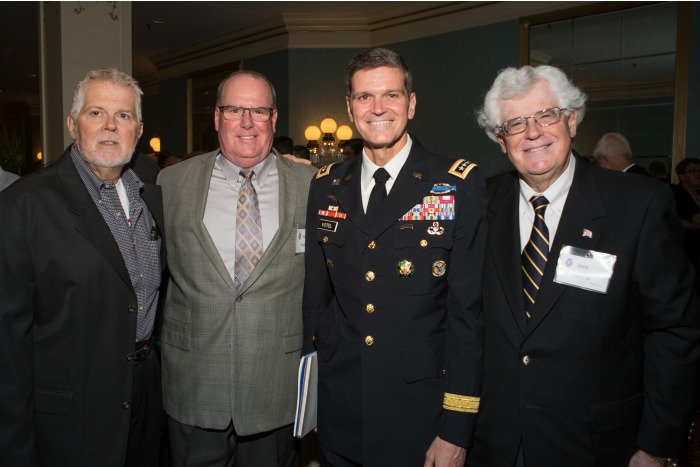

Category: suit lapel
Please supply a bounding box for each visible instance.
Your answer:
[333,158,370,234]
[189,152,238,293]
[58,150,134,293]
[239,155,296,293]
[488,174,529,334]
[525,160,606,335]
[371,148,432,237]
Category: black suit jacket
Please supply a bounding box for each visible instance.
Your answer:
[303,140,488,465]
[0,147,165,467]
[625,163,650,176]
[470,157,700,466]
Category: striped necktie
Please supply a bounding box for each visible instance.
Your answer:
[522,195,549,318]
[234,169,263,292]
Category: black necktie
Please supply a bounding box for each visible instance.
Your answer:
[522,195,550,319]
[366,168,390,226]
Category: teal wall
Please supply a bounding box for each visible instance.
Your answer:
[147,9,700,176]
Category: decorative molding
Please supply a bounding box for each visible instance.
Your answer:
[150,1,595,80]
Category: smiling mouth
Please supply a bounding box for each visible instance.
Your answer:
[239,135,256,140]
[525,143,551,153]
[368,120,392,126]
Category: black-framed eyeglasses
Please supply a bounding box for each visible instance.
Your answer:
[218,105,275,122]
[496,107,568,136]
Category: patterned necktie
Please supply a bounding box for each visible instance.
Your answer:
[366,168,390,225]
[234,169,263,292]
[522,195,550,319]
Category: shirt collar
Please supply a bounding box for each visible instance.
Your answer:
[361,135,413,189]
[71,146,142,197]
[217,150,275,188]
[519,153,575,216]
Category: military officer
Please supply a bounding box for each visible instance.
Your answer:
[302,47,488,466]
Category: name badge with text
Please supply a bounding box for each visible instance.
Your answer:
[296,224,305,254]
[554,245,617,294]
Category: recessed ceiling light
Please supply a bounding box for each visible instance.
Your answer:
[153,19,165,24]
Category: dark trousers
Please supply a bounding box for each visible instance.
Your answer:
[319,446,362,467]
[125,348,162,467]
[168,418,299,467]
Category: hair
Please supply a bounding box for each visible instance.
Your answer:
[592,132,632,162]
[648,159,668,179]
[293,145,310,160]
[345,47,413,97]
[273,135,294,155]
[675,157,700,176]
[476,65,587,143]
[216,70,277,108]
[71,68,143,121]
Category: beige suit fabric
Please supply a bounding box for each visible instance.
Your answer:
[158,150,316,435]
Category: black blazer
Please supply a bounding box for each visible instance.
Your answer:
[0,147,165,467]
[470,157,700,466]
[303,140,488,465]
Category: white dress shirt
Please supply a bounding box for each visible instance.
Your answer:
[360,135,413,212]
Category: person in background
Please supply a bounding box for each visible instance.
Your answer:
[471,64,700,467]
[158,70,316,467]
[649,159,670,182]
[273,135,294,156]
[593,132,649,175]
[293,144,310,160]
[671,157,700,287]
[341,137,364,161]
[0,68,165,467]
[303,47,487,466]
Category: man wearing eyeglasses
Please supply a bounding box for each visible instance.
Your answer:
[157,70,316,467]
[470,65,700,466]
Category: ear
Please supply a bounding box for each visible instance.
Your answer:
[271,108,278,133]
[67,115,76,139]
[408,92,416,120]
[497,134,507,154]
[214,107,220,132]
[346,96,354,123]
[137,122,144,140]
[567,110,578,138]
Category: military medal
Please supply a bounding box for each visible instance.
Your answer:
[432,260,447,277]
[428,221,445,235]
[396,259,415,278]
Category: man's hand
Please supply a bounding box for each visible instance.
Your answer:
[628,450,663,466]
[281,153,312,165]
[424,436,466,467]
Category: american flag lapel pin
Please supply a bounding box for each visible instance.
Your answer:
[582,229,593,238]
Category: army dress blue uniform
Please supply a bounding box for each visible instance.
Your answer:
[302,140,488,465]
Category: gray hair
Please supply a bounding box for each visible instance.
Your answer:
[71,68,143,122]
[477,65,587,143]
[216,70,277,108]
[592,132,632,161]
[345,47,413,97]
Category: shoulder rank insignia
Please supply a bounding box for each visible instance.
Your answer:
[316,163,337,179]
[448,159,477,180]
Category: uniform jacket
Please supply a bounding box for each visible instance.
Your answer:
[0,146,165,467]
[470,157,700,466]
[158,150,316,435]
[303,140,488,465]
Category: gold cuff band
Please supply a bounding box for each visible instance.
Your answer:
[443,393,480,413]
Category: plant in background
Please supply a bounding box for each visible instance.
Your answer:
[0,124,24,175]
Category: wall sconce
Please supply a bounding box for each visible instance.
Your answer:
[336,125,353,154]
[319,118,338,162]
[36,151,42,161]
[305,118,354,166]
[149,135,161,153]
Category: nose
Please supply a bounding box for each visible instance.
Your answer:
[104,114,117,131]
[372,97,385,115]
[239,108,254,129]
[524,116,542,139]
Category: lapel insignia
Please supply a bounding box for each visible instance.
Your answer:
[430,182,456,195]
[332,179,340,186]
[413,171,423,180]
[396,259,415,278]
[344,174,352,182]
[428,221,445,235]
[448,159,477,180]
[432,260,447,277]
[315,163,336,179]
[582,229,593,238]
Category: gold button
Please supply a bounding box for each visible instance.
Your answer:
[365,271,375,281]
[368,240,376,250]
[365,335,374,346]
[523,355,530,365]
[420,239,428,247]
[366,304,375,314]
[323,236,329,243]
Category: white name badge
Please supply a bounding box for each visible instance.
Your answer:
[296,224,306,254]
[554,245,617,294]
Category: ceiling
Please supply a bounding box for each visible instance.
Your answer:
[0,1,401,114]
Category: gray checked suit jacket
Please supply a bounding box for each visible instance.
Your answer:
[158,149,316,435]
